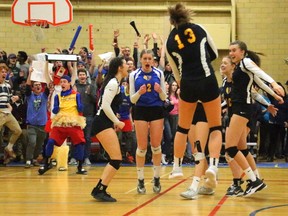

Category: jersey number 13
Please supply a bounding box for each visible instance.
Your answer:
[174,28,196,49]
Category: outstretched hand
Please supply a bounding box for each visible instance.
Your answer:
[271,82,285,97]
[267,104,278,117]
[274,93,284,104]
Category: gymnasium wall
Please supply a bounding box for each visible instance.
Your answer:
[0,0,287,84]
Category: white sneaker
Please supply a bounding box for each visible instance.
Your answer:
[84,158,92,166]
[168,167,183,179]
[58,167,67,171]
[205,166,218,189]
[180,188,198,200]
[161,154,168,165]
[68,158,77,166]
[198,186,215,195]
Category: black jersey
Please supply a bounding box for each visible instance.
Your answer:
[222,77,232,113]
[231,58,275,105]
[166,23,218,81]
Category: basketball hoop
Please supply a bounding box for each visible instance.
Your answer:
[25,19,50,42]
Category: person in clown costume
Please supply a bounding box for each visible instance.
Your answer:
[38,75,87,175]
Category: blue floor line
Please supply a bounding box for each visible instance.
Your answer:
[2,161,288,168]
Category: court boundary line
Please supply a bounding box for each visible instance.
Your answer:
[122,178,188,216]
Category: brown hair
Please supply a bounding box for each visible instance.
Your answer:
[0,60,9,71]
[230,40,264,67]
[168,3,195,27]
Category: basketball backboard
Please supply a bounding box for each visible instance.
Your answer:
[11,0,73,26]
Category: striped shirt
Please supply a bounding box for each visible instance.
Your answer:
[0,82,12,113]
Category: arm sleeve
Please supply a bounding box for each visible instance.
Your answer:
[251,88,270,107]
[76,93,83,113]
[242,58,275,83]
[221,100,227,108]
[253,75,276,98]
[114,47,120,57]
[199,24,218,61]
[129,71,141,104]
[158,71,167,101]
[52,94,60,114]
[133,47,138,67]
[165,43,181,82]
[153,43,158,57]
[102,79,120,124]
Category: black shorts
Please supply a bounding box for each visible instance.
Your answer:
[90,111,113,136]
[192,103,207,125]
[133,106,164,122]
[231,102,253,126]
[180,74,220,103]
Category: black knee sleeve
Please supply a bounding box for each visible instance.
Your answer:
[177,125,189,134]
[109,160,122,170]
[209,126,222,134]
[240,149,249,157]
[225,146,238,158]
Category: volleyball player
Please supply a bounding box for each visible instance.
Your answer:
[225,40,283,196]
[90,56,128,202]
[166,3,222,196]
[129,49,166,194]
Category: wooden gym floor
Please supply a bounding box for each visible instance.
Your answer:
[0,163,288,216]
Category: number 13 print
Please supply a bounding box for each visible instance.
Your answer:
[174,28,196,49]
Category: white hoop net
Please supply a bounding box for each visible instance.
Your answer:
[25,20,49,42]
[30,25,45,42]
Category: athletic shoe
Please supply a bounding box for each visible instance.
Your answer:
[226,179,244,191]
[180,188,198,200]
[205,166,218,189]
[68,158,77,165]
[153,177,161,193]
[226,185,244,197]
[51,159,57,166]
[243,178,267,197]
[255,180,267,192]
[58,167,67,171]
[137,179,146,194]
[76,168,87,175]
[161,155,168,165]
[4,147,16,158]
[198,186,215,195]
[91,187,116,202]
[3,155,12,165]
[168,167,183,179]
[84,158,92,166]
[38,162,53,175]
[125,154,135,164]
[32,160,40,167]
[25,161,32,169]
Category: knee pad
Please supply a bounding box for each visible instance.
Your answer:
[177,125,189,134]
[151,146,161,155]
[240,149,249,157]
[73,144,85,161]
[225,152,234,163]
[225,146,238,158]
[45,139,56,157]
[109,159,122,170]
[209,126,222,134]
[136,148,147,157]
